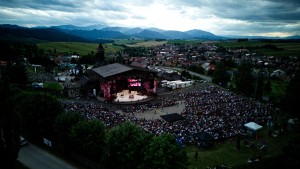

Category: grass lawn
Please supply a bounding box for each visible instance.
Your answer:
[186,127,292,169]
[44,82,63,91]
[113,39,145,45]
[37,42,123,56]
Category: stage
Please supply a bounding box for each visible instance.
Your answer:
[114,90,148,103]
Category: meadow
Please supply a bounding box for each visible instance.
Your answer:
[187,127,292,169]
[125,40,167,47]
[216,40,300,57]
[37,40,300,58]
[37,42,124,56]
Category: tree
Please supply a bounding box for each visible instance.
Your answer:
[181,70,192,79]
[29,55,57,73]
[278,71,300,168]
[141,134,189,169]
[105,122,151,169]
[70,58,77,64]
[79,53,96,64]
[235,62,254,96]
[281,70,300,118]
[264,80,272,94]
[16,92,63,142]
[54,111,83,155]
[70,119,106,162]
[212,62,230,87]
[236,134,241,150]
[0,66,20,169]
[187,65,205,74]
[6,63,28,85]
[224,58,236,68]
[255,75,265,100]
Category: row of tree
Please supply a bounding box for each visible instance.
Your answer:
[0,63,189,169]
[212,61,270,99]
[55,114,189,169]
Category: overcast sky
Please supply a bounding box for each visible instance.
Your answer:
[0,0,299,36]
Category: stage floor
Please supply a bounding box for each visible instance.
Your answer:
[114,92,148,103]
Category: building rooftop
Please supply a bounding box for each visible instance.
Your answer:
[92,63,133,78]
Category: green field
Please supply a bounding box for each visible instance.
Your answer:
[37,42,124,56]
[44,82,63,91]
[113,39,145,45]
[168,39,203,45]
[216,41,300,57]
[187,128,292,169]
[36,40,300,58]
[126,40,167,47]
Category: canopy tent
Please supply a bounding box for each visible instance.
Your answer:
[244,122,263,140]
[244,122,263,131]
[160,113,185,123]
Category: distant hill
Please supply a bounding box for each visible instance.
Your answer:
[285,35,300,39]
[51,24,106,30]
[130,29,168,39]
[146,27,166,33]
[0,25,87,42]
[61,29,129,40]
[185,29,223,39]
[162,30,193,39]
[124,27,144,34]
[101,26,131,33]
[2,24,298,41]
[223,35,300,40]
[52,24,224,40]
[0,24,25,29]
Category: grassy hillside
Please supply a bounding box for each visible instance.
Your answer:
[37,42,124,56]
[216,41,300,57]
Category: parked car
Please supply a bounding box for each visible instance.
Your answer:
[20,136,28,146]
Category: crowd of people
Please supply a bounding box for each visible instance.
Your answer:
[61,83,273,145]
[119,99,177,113]
[180,84,272,141]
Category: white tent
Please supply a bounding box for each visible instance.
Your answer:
[244,122,263,139]
[244,122,263,131]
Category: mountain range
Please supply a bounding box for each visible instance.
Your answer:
[0,24,299,42]
[53,25,223,40]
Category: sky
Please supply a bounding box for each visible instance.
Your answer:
[0,0,299,37]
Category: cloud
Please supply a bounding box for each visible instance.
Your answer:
[0,0,299,36]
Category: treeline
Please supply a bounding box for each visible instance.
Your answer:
[0,40,57,72]
[0,26,87,42]
[0,84,189,169]
[122,46,153,57]
[0,58,189,169]
[211,59,300,115]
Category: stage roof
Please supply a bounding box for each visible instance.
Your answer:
[161,113,185,123]
[92,63,133,78]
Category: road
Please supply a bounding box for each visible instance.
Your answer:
[18,144,78,169]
